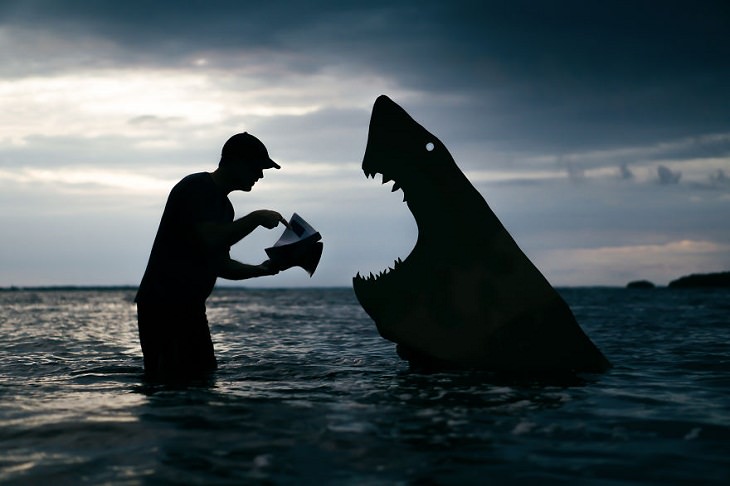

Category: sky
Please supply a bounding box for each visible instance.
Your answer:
[1,0,729,288]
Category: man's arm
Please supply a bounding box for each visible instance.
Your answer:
[218,258,279,280]
[195,209,286,252]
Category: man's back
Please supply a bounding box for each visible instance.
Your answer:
[136,172,234,306]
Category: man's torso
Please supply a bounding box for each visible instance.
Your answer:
[136,172,234,305]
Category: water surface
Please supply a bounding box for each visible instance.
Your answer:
[1,287,729,484]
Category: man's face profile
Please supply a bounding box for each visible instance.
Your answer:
[235,161,264,191]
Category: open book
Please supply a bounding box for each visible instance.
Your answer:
[265,213,323,276]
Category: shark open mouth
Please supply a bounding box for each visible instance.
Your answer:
[350,94,445,342]
[350,95,611,372]
[353,169,411,288]
[349,101,444,306]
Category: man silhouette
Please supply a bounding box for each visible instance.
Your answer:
[135,132,287,380]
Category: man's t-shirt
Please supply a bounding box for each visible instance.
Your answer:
[135,172,234,306]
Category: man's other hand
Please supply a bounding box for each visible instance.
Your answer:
[259,259,280,276]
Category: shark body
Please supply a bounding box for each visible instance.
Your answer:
[353,95,610,373]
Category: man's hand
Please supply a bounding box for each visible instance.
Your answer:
[218,258,280,280]
[252,209,288,229]
[258,259,280,276]
[198,210,289,255]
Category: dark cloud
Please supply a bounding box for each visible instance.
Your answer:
[709,168,728,184]
[619,163,634,180]
[2,1,729,160]
[696,168,730,191]
[5,1,728,80]
[657,165,682,185]
[559,158,586,183]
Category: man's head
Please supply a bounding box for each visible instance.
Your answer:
[220,132,280,169]
[219,132,279,191]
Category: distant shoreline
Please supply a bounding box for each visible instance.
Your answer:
[668,271,730,288]
[0,285,354,292]
[4,273,730,293]
[0,285,138,292]
[2,285,728,293]
[627,271,730,289]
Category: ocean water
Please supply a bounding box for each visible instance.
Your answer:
[1,287,729,485]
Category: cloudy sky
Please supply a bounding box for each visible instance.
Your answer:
[1,0,728,288]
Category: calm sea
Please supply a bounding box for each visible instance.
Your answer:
[1,287,728,484]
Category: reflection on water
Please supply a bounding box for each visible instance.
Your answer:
[1,288,729,483]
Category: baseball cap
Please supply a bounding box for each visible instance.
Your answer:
[221,132,280,169]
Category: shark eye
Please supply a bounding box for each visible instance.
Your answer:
[425,142,435,152]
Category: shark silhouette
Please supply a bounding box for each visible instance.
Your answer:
[353,95,611,373]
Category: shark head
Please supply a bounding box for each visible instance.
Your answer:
[353,95,610,373]
[359,95,471,234]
